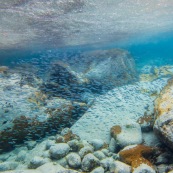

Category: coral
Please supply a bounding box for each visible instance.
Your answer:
[119,145,154,170]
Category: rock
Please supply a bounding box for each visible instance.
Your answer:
[110,123,142,148]
[133,163,156,173]
[49,143,70,159]
[110,160,131,173]
[57,157,68,167]
[37,162,66,173]
[156,152,173,165]
[0,66,8,73]
[45,140,56,150]
[67,140,84,152]
[28,156,49,169]
[26,140,37,150]
[142,132,161,147]
[81,153,100,172]
[66,153,81,168]
[1,170,41,173]
[0,161,18,172]
[109,138,118,153]
[157,164,173,173]
[90,139,105,151]
[93,151,106,160]
[154,78,173,150]
[119,145,154,170]
[91,166,104,173]
[100,157,114,171]
[79,146,94,158]
[61,128,72,136]
[101,149,110,157]
[15,150,27,161]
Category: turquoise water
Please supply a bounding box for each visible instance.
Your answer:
[1,2,173,171]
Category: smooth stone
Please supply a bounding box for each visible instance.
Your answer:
[57,157,68,167]
[66,153,81,168]
[111,123,142,148]
[100,157,114,171]
[67,140,84,152]
[79,146,94,158]
[1,170,41,173]
[81,153,100,172]
[26,141,37,150]
[49,143,70,159]
[110,160,131,173]
[61,128,72,136]
[37,162,66,173]
[0,162,18,172]
[29,156,49,169]
[91,166,104,173]
[93,151,106,160]
[133,164,156,173]
[15,150,27,161]
[101,149,109,157]
[109,138,118,153]
[45,140,55,150]
[90,139,105,151]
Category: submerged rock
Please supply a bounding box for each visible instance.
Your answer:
[110,123,142,148]
[43,48,136,100]
[154,78,173,150]
[49,143,70,159]
[119,145,155,171]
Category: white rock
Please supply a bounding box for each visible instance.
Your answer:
[93,151,106,160]
[29,156,49,169]
[90,139,105,150]
[15,150,27,162]
[66,153,81,168]
[1,170,41,173]
[79,146,94,158]
[115,123,142,148]
[91,166,104,173]
[45,140,55,150]
[37,162,66,173]
[109,138,118,153]
[110,160,131,173]
[133,164,156,173]
[49,143,70,159]
[100,157,114,171]
[81,153,100,172]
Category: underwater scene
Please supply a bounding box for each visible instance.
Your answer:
[1,1,173,173]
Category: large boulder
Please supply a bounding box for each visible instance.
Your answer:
[0,70,87,153]
[43,48,136,100]
[154,78,173,150]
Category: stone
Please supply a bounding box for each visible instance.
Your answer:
[79,146,94,158]
[110,123,142,148]
[101,149,110,157]
[28,156,49,169]
[81,153,100,172]
[1,170,41,173]
[133,163,156,173]
[61,128,72,136]
[100,157,114,171]
[90,139,105,151]
[156,152,173,165]
[57,157,68,167]
[154,78,173,150]
[67,140,84,152]
[37,162,66,173]
[66,153,81,168]
[45,140,56,150]
[15,150,27,161]
[110,160,131,173]
[93,151,106,160]
[0,162,18,172]
[91,166,104,173]
[119,145,154,170]
[26,140,37,150]
[109,138,118,153]
[49,143,70,159]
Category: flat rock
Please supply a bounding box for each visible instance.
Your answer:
[71,78,167,143]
